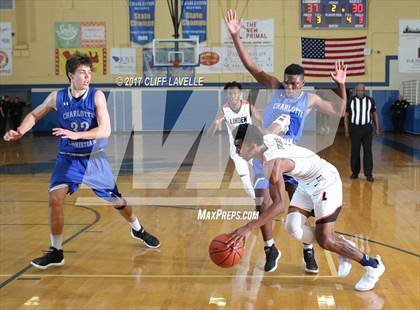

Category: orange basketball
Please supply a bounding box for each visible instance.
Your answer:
[209,234,244,268]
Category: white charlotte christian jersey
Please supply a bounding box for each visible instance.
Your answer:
[262,134,335,185]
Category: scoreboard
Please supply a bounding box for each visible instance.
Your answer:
[301,0,367,29]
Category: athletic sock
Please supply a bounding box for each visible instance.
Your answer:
[129,218,142,232]
[359,254,379,268]
[50,234,63,250]
[264,239,274,247]
[303,243,313,250]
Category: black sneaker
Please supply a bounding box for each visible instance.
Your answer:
[303,248,319,273]
[366,176,374,182]
[264,245,281,272]
[131,228,160,248]
[350,174,358,179]
[31,247,64,270]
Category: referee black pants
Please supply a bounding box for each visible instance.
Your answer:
[350,124,373,177]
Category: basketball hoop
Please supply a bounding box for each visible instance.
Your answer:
[171,59,181,67]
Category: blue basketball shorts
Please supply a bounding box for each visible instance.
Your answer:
[252,158,299,189]
[49,151,121,201]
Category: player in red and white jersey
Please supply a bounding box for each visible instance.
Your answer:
[208,81,263,198]
[228,124,385,292]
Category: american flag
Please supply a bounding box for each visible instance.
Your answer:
[301,36,367,77]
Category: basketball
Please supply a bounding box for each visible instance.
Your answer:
[2,0,416,308]
[209,234,244,267]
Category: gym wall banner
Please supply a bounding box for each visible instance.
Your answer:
[182,0,207,44]
[197,46,273,74]
[130,0,155,46]
[0,22,12,76]
[399,20,420,73]
[221,19,274,46]
[111,48,137,75]
[55,22,107,75]
[55,48,107,75]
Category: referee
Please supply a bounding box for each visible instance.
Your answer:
[344,84,380,182]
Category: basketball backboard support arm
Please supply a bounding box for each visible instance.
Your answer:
[167,0,185,39]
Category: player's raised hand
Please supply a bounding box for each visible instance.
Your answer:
[330,60,347,85]
[215,109,225,123]
[52,128,80,140]
[224,9,243,36]
[3,129,23,141]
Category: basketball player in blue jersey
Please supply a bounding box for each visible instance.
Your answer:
[3,53,160,269]
[225,9,347,273]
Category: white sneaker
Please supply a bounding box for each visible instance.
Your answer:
[337,236,355,278]
[355,255,385,291]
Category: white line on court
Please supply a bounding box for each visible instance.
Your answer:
[1,274,340,279]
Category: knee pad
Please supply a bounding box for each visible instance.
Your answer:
[285,212,305,240]
[285,212,315,244]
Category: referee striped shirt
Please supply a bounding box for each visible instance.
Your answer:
[347,96,376,125]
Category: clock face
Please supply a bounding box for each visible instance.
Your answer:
[301,0,367,29]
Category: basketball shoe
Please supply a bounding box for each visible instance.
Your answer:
[355,255,385,291]
[131,227,160,248]
[303,248,319,273]
[264,245,281,272]
[31,247,64,270]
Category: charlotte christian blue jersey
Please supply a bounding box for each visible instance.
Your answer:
[50,87,120,201]
[56,87,107,154]
[254,88,309,189]
[263,89,309,143]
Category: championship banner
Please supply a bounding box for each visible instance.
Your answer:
[55,48,107,75]
[130,0,155,46]
[182,0,207,43]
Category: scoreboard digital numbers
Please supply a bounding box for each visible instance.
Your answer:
[301,0,367,29]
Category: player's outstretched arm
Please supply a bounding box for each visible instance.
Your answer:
[250,104,263,127]
[53,90,111,140]
[224,9,280,89]
[207,108,224,136]
[3,91,57,141]
[227,159,286,246]
[309,61,347,117]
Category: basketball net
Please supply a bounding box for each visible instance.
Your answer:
[171,59,181,67]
